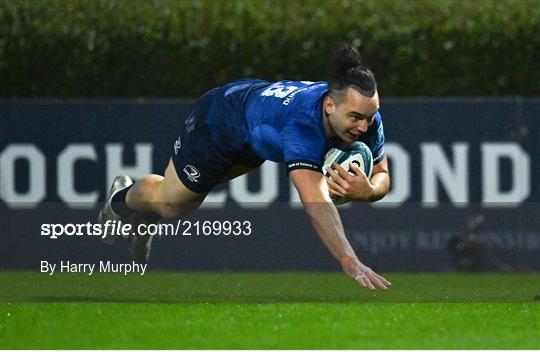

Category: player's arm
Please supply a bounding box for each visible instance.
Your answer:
[326,155,390,202]
[369,156,390,201]
[289,168,391,290]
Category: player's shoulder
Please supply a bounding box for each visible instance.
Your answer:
[246,79,328,112]
[278,80,328,92]
[259,80,328,94]
[224,78,325,91]
[277,80,328,111]
[373,111,383,124]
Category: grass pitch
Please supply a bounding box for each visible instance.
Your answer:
[0,271,538,349]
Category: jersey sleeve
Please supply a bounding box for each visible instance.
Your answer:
[362,112,386,165]
[281,119,326,174]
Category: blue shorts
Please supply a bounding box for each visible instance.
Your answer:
[171,82,265,194]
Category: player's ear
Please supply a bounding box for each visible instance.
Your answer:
[324,95,336,114]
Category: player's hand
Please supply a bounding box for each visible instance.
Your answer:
[325,162,374,202]
[341,256,391,291]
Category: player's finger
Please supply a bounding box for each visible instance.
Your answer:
[355,275,367,288]
[349,163,367,178]
[355,273,374,290]
[326,165,343,180]
[369,270,391,286]
[326,167,347,187]
[363,268,388,288]
[328,187,344,197]
[375,273,392,286]
[364,277,376,290]
[369,275,388,290]
[326,177,346,195]
[333,163,353,181]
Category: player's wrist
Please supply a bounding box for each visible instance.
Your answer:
[355,181,379,202]
[351,185,375,202]
[339,255,358,267]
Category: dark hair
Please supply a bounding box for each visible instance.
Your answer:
[328,43,377,98]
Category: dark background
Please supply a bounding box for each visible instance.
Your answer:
[1,0,538,272]
[1,99,538,271]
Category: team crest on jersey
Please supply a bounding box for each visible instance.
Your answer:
[174,137,182,155]
[183,165,200,182]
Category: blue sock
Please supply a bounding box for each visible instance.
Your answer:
[111,184,134,218]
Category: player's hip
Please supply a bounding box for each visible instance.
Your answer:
[171,119,264,194]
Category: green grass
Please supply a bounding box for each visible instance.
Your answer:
[0,271,539,349]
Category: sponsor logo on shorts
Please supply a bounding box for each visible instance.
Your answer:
[174,137,182,155]
[183,165,200,182]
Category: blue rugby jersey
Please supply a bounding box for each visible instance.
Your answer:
[206,79,386,172]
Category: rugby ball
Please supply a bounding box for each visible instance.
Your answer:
[323,141,373,205]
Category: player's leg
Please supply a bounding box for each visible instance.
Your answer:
[126,159,206,263]
[99,83,263,262]
[123,160,258,221]
[125,159,206,219]
[98,175,135,245]
[100,159,260,263]
[99,88,218,247]
[99,159,206,263]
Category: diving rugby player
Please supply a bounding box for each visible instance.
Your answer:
[99,44,391,290]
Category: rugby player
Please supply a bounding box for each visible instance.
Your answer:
[98,44,391,290]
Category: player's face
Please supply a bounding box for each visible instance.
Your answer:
[323,88,379,143]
